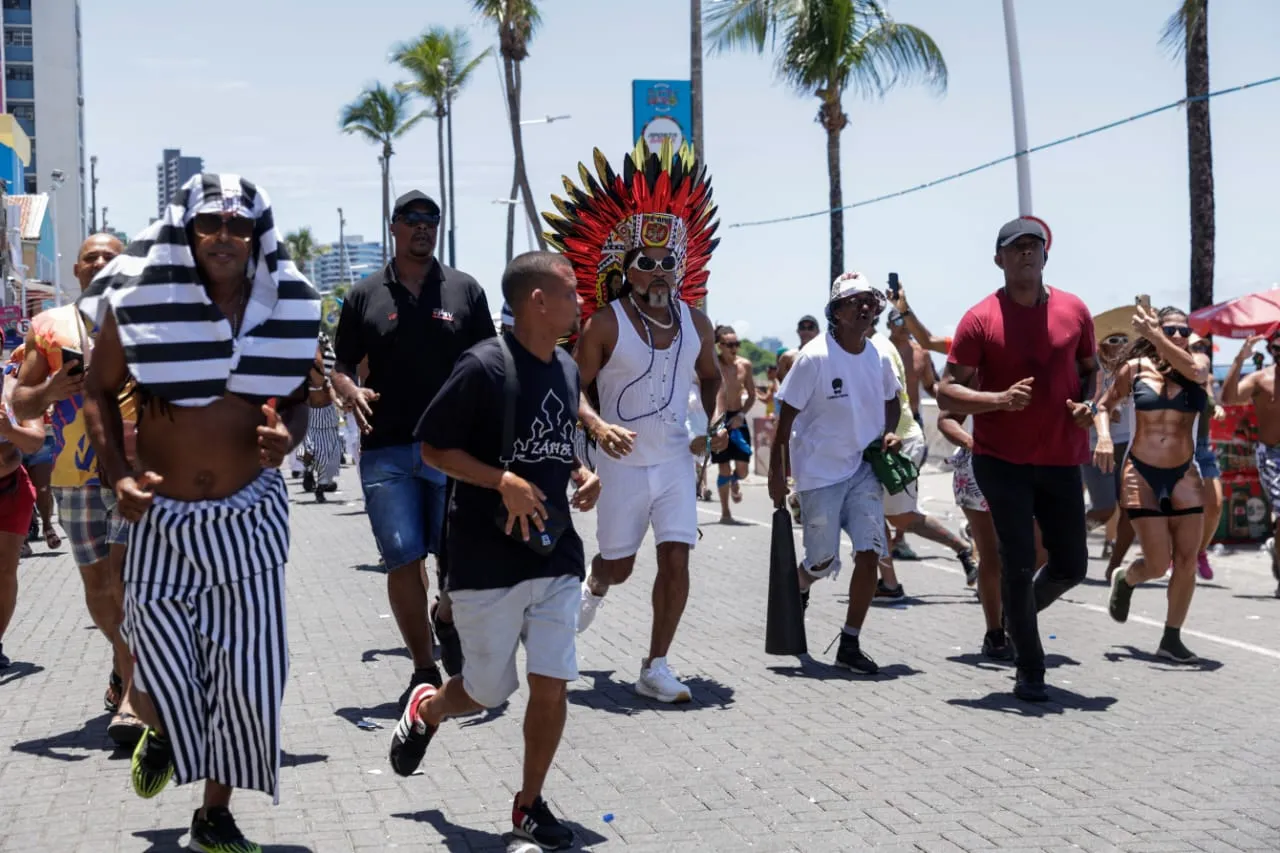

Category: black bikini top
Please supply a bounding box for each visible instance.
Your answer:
[1132,369,1208,414]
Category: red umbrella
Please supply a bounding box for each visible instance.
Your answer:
[1188,291,1280,339]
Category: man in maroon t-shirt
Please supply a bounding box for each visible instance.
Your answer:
[937,217,1098,703]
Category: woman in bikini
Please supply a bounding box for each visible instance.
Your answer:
[1092,304,1211,663]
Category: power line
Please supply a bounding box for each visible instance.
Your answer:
[727,73,1280,230]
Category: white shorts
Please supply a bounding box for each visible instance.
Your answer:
[883,434,927,517]
[449,575,580,708]
[595,454,698,559]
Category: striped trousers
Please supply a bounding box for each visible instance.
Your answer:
[304,405,342,486]
[121,469,291,803]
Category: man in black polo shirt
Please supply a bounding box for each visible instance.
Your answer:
[332,190,495,707]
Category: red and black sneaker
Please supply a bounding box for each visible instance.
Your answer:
[389,683,438,777]
[512,794,574,850]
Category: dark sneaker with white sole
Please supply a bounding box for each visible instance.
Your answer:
[1157,635,1199,664]
[981,629,1013,661]
[512,794,575,850]
[1014,668,1048,702]
[431,598,464,677]
[189,806,262,853]
[397,666,443,715]
[1109,567,1135,623]
[834,633,879,674]
[389,683,439,776]
[874,580,905,602]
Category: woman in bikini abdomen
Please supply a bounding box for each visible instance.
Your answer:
[1092,305,1211,664]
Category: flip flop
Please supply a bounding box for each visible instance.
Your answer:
[108,712,146,748]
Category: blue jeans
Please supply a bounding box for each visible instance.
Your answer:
[797,464,887,581]
[358,444,447,569]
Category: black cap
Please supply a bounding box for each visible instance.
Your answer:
[995,217,1047,251]
[392,190,440,219]
[797,314,819,328]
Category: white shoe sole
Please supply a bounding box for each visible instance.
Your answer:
[634,679,691,703]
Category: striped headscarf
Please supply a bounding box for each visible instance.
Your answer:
[78,173,321,407]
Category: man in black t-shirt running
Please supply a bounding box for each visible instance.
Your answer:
[390,252,599,851]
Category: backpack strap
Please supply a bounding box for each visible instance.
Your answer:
[496,334,519,469]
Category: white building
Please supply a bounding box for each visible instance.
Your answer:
[4,0,86,302]
[310,235,383,291]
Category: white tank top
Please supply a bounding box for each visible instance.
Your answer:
[597,299,700,467]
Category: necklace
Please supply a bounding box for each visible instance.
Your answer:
[616,300,683,425]
[629,295,675,330]
[227,285,250,337]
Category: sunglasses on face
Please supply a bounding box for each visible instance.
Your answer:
[798,323,818,332]
[1102,335,1129,347]
[889,316,906,327]
[631,254,677,272]
[1162,325,1192,338]
[720,341,740,349]
[192,213,254,240]
[397,210,441,227]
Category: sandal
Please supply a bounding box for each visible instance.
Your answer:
[104,671,123,713]
[44,526,61,550]
[108,712,146,749]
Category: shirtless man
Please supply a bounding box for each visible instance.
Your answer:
[712,325,756,523]
[776,315,821,383]
[81,174,319,851]
[1221,332,1280,597]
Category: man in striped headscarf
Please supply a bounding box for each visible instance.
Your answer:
[298,331,343,502]
[79,173,320,852]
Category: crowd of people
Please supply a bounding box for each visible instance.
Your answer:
[0,142,1274,851]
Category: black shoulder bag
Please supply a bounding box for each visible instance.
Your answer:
[494,336,570,557]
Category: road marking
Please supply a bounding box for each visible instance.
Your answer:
[695,507,1280,661]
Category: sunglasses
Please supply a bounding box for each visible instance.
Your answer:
[1162,325,1192,338]
[631,255,677,273]
[192,213,254,240]
[720,341,740,349]
[798,323,818,332]
[1102,334,1129,347]
[889,316,906,327]
[397,210,441,226]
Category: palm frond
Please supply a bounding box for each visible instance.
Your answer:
[706,0,785,55]
[842,20,948,100]
[1160,0,1205,59]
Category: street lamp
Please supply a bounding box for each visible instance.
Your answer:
[492,198,535,252]
[438,57,458,267]
[519,114,572,126]
[89,155,99,233]
[337,207,353,284]
[48,169,66,306]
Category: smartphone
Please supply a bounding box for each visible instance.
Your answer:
[887,272,900,300]
[62,347,84,377]
[1136,294,1152,312]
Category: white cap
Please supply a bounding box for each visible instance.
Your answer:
[828,271,879,304]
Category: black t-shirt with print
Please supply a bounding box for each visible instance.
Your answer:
[415,333,584,591]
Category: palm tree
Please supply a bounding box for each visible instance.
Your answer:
[707,0,947,284]
[283,226,328,282]
[1162,0,1213,312]
[472,0,548,258]
[393,28,491,260]
[339,83,424,265]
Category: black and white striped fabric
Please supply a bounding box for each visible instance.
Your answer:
[305,405,342,486]
[77,173,321,407]
[120,469,291,802]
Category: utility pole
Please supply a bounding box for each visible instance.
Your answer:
[100,206,108,233]
[337,207,352,285]
[89,155,99,233]
[691,0,704,164]
[441,58,458,268]
[1001,0,1033,215]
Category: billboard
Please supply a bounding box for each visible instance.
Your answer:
[632,80,693,153]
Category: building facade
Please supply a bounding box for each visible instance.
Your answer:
[310,235,383,291]
[156,147,202,216]
[4,0,86,302]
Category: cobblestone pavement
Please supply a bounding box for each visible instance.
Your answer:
[1,463,1278,852]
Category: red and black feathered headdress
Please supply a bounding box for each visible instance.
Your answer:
[542,140,719,324]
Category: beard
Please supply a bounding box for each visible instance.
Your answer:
[642,286,671,308]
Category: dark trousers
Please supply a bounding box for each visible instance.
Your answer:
[972,455,1088,672]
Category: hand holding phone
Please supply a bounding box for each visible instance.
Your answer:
[887,272,901,301]
[61,347,85,377]
[1135,294,1152,312]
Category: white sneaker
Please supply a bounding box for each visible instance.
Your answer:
[635,657,691,703]
[577,583,605,634]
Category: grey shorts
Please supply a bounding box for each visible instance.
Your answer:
[797,464,887,580]
[450,574,580,708]
[1082,441,1128,514]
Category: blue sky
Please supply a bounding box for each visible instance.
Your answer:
[82,1,1280,349]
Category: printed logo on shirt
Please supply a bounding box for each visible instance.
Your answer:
[432,309,455,322]
[387,312,398,321]
[512,390,576,464]
[828,376,846,399]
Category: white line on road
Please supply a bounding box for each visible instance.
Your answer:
[696,507,1280,662]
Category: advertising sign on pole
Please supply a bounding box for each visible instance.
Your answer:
[632,80,694,153]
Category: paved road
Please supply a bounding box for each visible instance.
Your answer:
[1,463,1278,852]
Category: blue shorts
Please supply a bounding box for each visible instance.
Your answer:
[22,434,55,468]
[358,444,447,569]
[1194,439,1220,480]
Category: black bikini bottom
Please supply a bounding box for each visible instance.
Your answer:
[1125,453,1204,519]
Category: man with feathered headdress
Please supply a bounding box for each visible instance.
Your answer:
[78,173,320,851]
[545,141,722,703]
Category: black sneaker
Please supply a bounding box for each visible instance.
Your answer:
[314,486,327,503]
[389,683,439,777]
[430,599,464,678]
[302,470,315,493]
[512,794,575,851]
[1109,567,1135,623]
[0,642,9,669]
[874,580,905,601]
[189,805,261,853]
[398,666,443,715]
[958,548,979,587]
[834,633,879,674]
[981,629,1013,662]
[1013,668,1048,702]
[1157,636,1199,664]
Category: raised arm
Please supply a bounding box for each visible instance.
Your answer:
[892,284,951,354]
[1221,336,1263,406]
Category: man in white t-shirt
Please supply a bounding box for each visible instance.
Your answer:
[769,272,903,673]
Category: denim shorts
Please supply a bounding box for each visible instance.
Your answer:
[22,434,55,468]
[1194,439,1221,480]
[797,463,887,580]
[358,443,447,569]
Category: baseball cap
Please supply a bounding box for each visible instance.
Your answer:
[995,217,1048,251]
[797,314,819,329]
[392,190,440,219]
